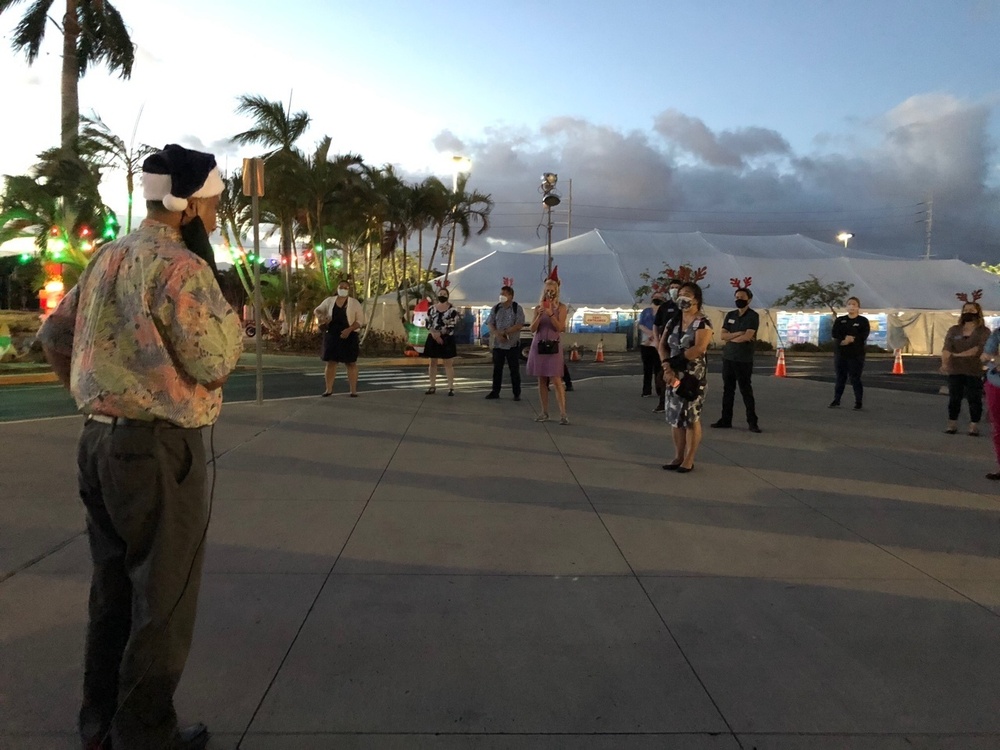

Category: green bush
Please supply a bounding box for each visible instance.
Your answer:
[360,329,408,356]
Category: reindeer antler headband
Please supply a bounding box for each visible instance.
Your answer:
[665,265,708,283]
[502,276,514,288]
[956,289,983,303]
[730,277,752,289]
[433,278,451,292]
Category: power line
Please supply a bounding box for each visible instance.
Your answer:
[490,200,925,216]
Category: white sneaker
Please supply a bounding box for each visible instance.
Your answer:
[534,413,549,422]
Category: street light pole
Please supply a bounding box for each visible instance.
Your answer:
[540,173,561,276]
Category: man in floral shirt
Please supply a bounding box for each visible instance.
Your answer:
[38,144,243,750]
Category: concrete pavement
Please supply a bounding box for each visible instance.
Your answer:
[3,370,1000,749]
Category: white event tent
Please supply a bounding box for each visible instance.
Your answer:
[368,229,1000,355]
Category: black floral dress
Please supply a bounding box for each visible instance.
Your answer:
[422,305,459,359]
[664,314,712,428]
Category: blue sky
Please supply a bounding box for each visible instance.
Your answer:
[1,0,998,260]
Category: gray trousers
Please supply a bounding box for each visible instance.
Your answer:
[76,420,208,750]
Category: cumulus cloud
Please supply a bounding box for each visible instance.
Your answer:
[432,129,466,154]
[652,109,790,169]
[427,96,998,264]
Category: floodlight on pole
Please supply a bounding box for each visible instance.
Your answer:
[451,155,471,192]
[539,173,561,275]
[837,231,854,249]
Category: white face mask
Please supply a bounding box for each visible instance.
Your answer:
[499,295,509,303]
[669,288,679,301]
[337,288,349,297]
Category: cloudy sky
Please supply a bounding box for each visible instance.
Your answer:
[1,0,998,263]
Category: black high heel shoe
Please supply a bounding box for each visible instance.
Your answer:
[448,389,454,396]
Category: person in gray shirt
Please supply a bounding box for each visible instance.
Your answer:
[485,284,525,400]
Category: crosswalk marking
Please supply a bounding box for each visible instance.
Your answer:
[305,369,493,392]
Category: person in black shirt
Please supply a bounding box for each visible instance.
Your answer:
[650,279,683,413]
[712,284,761,431]
[829,296,870,410]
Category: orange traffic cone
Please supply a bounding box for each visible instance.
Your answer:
[891,348,905,375]
[774,348,787,377]
[570,345,580,362]
[594,339,605,363]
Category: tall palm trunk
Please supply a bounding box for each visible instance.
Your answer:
[426,223,444,277]
[125,170,135,232]
[61,0,80,152]
[444,223,457,284]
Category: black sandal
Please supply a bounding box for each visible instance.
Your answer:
[425,387,436,395]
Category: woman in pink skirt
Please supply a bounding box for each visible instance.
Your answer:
[527,267,569,425]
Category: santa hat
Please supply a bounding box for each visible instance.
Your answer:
[142,144,225,212]
[547,265,560,284]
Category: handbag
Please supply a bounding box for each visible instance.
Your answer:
[536,339,560,355]
[671,371,701,401]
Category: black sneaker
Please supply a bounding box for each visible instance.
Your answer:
[853,402,863,410]
[828,400,840,408]
[710,420,732,429]
[485,392,500,400]
[564,385,573,392]
[748,424,762,433]
[513,395,521,402]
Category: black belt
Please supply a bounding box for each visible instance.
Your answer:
[85,414,185,429]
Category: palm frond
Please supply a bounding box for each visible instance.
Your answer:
[7,0,53,63]
[232,94,310,151]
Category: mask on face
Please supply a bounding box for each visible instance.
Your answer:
[651,299,664,307]
[668,288,679,301]
[499,295,509,303]
[677,297,693,311]
[337,288,349,298]
[960,312,978,323]
[734,299,749,309]
[179,216,220,277]
[437,295,449,303]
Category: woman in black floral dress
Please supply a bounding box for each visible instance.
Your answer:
[422,287,460,395]
[657,281,713,472]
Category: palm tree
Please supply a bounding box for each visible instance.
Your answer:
[408,177,448,296]
[79,111,155,232]
[0,149,111,286]
[0,0,135,151]
[296,138,363,292]
[442,174,493,282]
[231,94,311,334]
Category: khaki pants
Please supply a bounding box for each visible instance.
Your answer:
[76,420,208,750]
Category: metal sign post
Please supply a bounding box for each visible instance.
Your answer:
[243,158,265,406]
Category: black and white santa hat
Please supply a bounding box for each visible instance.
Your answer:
[141,144,224,212]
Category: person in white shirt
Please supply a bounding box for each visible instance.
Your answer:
[314,280,366,397]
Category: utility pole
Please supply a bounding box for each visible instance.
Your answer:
[924,193,933,260]
[566,178,573,239]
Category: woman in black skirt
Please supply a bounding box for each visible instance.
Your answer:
[422,287,459,395]
[314,280,366,397]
